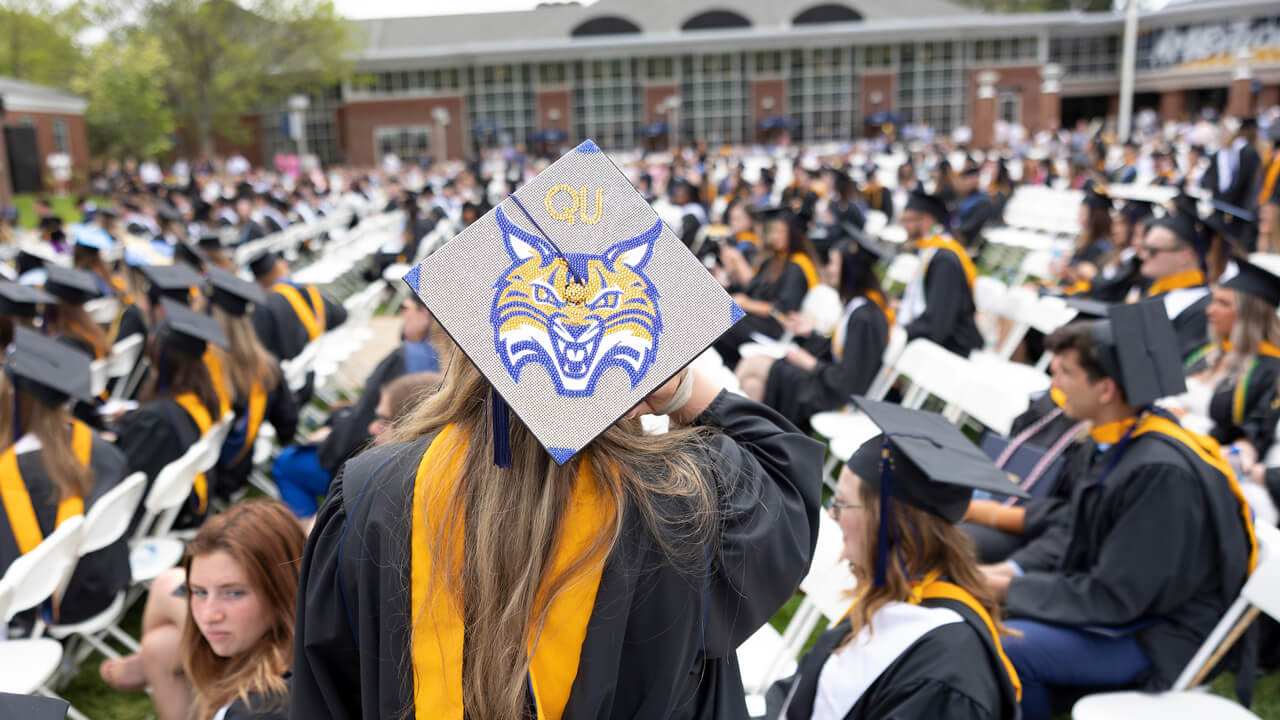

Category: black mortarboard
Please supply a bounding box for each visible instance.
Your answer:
[248,251,280,279]
[1093,299,1186,407]
[0,280,56,318]
[840,223,891,265]
[904,189,948,224]
[43,265,103,304]
[16,249,48,275]
[0,691,70,720]
[1223,259,1280,308]
[207,266,264,316]
[38,216,63,232]
[197,231,225,251]
[1121,200,1154,222]
[139,264,202,303]
[1241,117,1258,131]
[174,241,205,271]
[1148,213,1200,249]
[960,165,981,178]
[158,297,228,355]
[7,325,93,405]
[155,203,183,223]
[1064,296,1111,320]
[1082,182,1113,211]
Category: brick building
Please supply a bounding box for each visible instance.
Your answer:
[0,76,89,204]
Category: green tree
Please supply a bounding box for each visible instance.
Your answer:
[74,32,175,159]
[133,0,360,157]
[0,0,88,89]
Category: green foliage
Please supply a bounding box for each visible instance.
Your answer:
[74,33,176,159]
[0,0,88,89]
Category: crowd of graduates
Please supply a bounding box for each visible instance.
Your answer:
[0,104,1278,720]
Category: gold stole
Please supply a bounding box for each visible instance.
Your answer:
[917,235,977,292]
[174,393,213,514]
[789,253,820,290]
[202,349,233,418]
[0,422,92,554]
[839,570,1022,702]
[1259,155,1280,208]
[1230,341,1280,426]
[410,425,611,720]
[272,284,326,341]
[229,382,267,467]
[1146,269,1205,297]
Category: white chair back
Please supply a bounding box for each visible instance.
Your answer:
[885,253,920,286]
[80,472,148,555]
[105,334,145,379]
[135,444,202,540]
[1,516,85,622]
[89,359,108,397]
[800,285,843,337]
[84,297,120,325]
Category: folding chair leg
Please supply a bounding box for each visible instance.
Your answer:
[106,623,142,654]
[37,687,90,720]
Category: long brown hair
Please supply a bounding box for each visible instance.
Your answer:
[1211,288,1280,383]
[390,347,717,720]
[48,301,109,358]
[181,500,305,720]
[5,386,93,500]
[842,480,1010,645]
[1076,206,1112,256]
[211,306,282,397]
[137,333,222,420]
[756,216,820,284]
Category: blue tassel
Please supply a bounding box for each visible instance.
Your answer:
[874,439,892,588]
[490,386,511,469]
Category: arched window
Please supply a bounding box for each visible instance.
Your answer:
[792,4,863,24]
[570,16,642,37]
[680,9,751,31]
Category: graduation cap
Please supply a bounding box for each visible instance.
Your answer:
[139,264,202,304]
[404,138,743,466]
[839,223,891,266]
[43,265,103,304]
[1063,296,1111,320]
[0,280,57,318]
[845,397,1027,586]
[157,297,228,355]
[72,225,114,252]
[1148,213,1200,250]
[1201,199,1255,251]
[0,690,71,720]
[206,266,264,316]
[903,189,948,224]
[38,216,63,232]
[1121,199,1154,223]
[6,325,94,406]
[197,231,226,251]
[248,251,281,279]
[15,248,51,276]
[1093,299,1186,407]
[959,165,981,178]
[1082,182,1113,211]
[1222,258,1280,308]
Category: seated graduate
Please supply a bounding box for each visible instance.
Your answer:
[0,328,131,625]
[736,229,891,432]
[0,281,56,349]
[1053,182,1113,294]
[1138,204,1211,362]
[950,165,997,251]
[114,298,230,530]
[42,264,109,359]
[981,301,1257,720]
[247,251,347,401]
[765,399,1023,720]
[712,207,821,368]
[205,268,298,500]
[897,189,984,357]
[1086,199,1152,303]
[315,293,440,474]
[182,501,306,720]
[138,263,233,419]
[291,152,824,719]
[860,162,894,221]
[71,225,148,344]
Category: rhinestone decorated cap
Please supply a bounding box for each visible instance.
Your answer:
[404,139,744,464]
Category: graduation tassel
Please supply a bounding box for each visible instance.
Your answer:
[874,438,893,588]
[490,386,512,469]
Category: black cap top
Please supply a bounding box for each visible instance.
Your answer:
[1121,200,1154,222]
[173,241,206,271]
[158,298,228,355]
[959,165,981,178]
[1082,181,1113,211]
[756,205,795,223]
[0,690,71,720]
[0,280,57,318]
[248,251,281,279]
[1240,117,1258,130]
[206,266,265,316]
[139,264,202,303]
[7,326,94,406]
[845,397,1028,523]
[1148,213,1200,249]
[839,223,892,265]
[197,231,225,250]
[1094,299,1187,407]
[43,265,103,304]
[1223,259,1280,308]
[904,189,949,224]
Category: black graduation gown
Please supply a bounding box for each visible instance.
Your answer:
[290,391,825,720]
[765,599,1020,720]
[1169,292,1212,364]
[763,300,888,432]
[0,436,131,623]
[315,346,407,472]
[114,397,210,530]
[251,285,348,363]
[904,248,983,357]
[713,261,811,368]
[215,377,299,499]
[1085,256,1144,303]
[1207,355,1280,458]
[1005,422,1253,689]
[113,303,148,346]
[952,193,996,250]
[220,676,290,720]
[862,186,893,220]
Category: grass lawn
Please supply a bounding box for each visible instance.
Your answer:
[12,193,111,229]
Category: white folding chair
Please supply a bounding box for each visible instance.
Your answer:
[800,285,843,337]
[884,252,920,287]
[1072,523,1280,720]
[106,333,146,402]
[46,473,149,661]
[88,358,108,397]
[129,441,204,586]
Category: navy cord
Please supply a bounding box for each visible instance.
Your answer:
[506,194,585,284]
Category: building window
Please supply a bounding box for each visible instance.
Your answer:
[896,40,964,133]
[52,118,68,153]
[1049,35,1120,78]
[787,46,856,143]
[972,36,1039,63]
[645,56,675,80]
[753,51,782,75]
[375,126,430,161]
[570,16,641,37]
[792,4,862,25]
[863,45,893,69]
[998,93,1021,125]
[681,10,751,31]
[538,63,567,85]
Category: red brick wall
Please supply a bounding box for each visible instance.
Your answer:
[535,90,572,135]
[750,78,786,142]
[860,73,894,135]
[1260,85,1280,114]
[341,95,467,165]
[7,110,89,184]
[1159,90,1188,124]
[967,64,1045,132]
[642,84,679,125]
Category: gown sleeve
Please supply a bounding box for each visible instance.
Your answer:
[253,302,283,361]
[1239,360,1280,456]
[266,375,300,446]
[905,250,969,346]
[1005,463,1206,625]
[813,306,886,401]
[953,198,995,247]
[114,408,183,482]
[693,391,825,657]
[323,294,348,330]
[771,263,809,314]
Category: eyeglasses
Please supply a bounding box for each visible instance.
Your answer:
[1140,244,1182,256]
[828,497,861,520]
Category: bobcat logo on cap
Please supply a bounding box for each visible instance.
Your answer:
[491,206,662,397]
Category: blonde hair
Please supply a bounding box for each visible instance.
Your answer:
[211,305,282,397]
[5,384,92,501]
[391,346,717,720]
[181,501,306,720]
[1210,288,1280,384]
